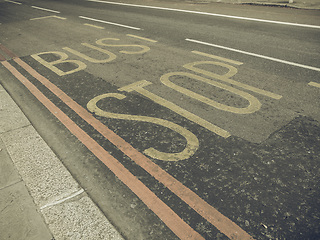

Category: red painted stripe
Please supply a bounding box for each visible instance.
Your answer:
[14,57,255,240]
[2,59,204,240]
[0,53,6,61]
[0,43,18,59]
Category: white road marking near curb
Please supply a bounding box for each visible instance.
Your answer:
[5,0,22,5]
[308,82,320,88]
[79,16,141,30]
[40,189,85,210]
[186,38,320,72]
[31,6,60,14]
[87,0,320,29]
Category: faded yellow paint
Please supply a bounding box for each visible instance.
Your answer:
[184,61,282,100]
[87,93,199,161]
[83,23,105,29]
[31,51,86,76]
[127,34,158,43]
[161,71,262,114]
[96,38,150,54]
[119,80,230,138]
[308,81,320,88]
[63,44,116,63]
[192,50,243,65]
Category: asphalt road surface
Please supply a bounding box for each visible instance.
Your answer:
[0,0,319,239]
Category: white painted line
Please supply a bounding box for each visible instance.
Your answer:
[30,15,66,21]
[31,6,61,14]
[5,0,22,5]
[87,0,320,29]
[79,16,141,30]
[308,82,320,88]
[186,38,320,72]
[40,189,84,210]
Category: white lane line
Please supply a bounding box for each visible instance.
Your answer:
[4,0,22,5]
[79,16,141,30]
[31,6,61,14]
[308,82,320,88]
[186,38,320,72]
[30,15,66,21]
[87,0,320,29]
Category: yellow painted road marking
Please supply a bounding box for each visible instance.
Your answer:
[192,50,243,65]
[184,61,282,100]
[63,44,116,63]
[30,15,66,21]
[308,81,320,88]
[127,34,158,43]
[31,51,86,76]
[83,23,105,29]
[87,93,199,161]
[119,80,231,138]
[96,38,150,54]
[161,72,262,114]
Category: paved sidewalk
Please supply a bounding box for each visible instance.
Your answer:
[166,0,320,9]
[0,83,123,240]
[194,0,320,10]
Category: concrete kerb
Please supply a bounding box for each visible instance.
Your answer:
[167,0,320,9]
[0,84,124,240]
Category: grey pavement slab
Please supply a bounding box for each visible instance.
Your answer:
[0,181,53,240]
[41,194,124,240]
[1,125,82,208]
[0,85,30,133]
[0,137,21,189]
[0,83,124,239]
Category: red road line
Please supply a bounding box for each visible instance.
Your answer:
[15,57,255,240]
[0,53,6,61]
[0,43,18,59]
[0,39,255,238]
[2,60,204,240]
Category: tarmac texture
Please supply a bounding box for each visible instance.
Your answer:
[0,0,319,239]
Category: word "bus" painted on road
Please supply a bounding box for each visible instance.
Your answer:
[30,36,282,161]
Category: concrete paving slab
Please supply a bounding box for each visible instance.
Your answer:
[0,83,124,239]
[1,125,81,208]
[0,181,53,240]
[0,137,21,189]
[41,193,124,240]
[0,85,30,133]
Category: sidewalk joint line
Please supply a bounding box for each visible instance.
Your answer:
[0,179,23,191]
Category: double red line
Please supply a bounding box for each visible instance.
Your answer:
[0,43,255,240]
